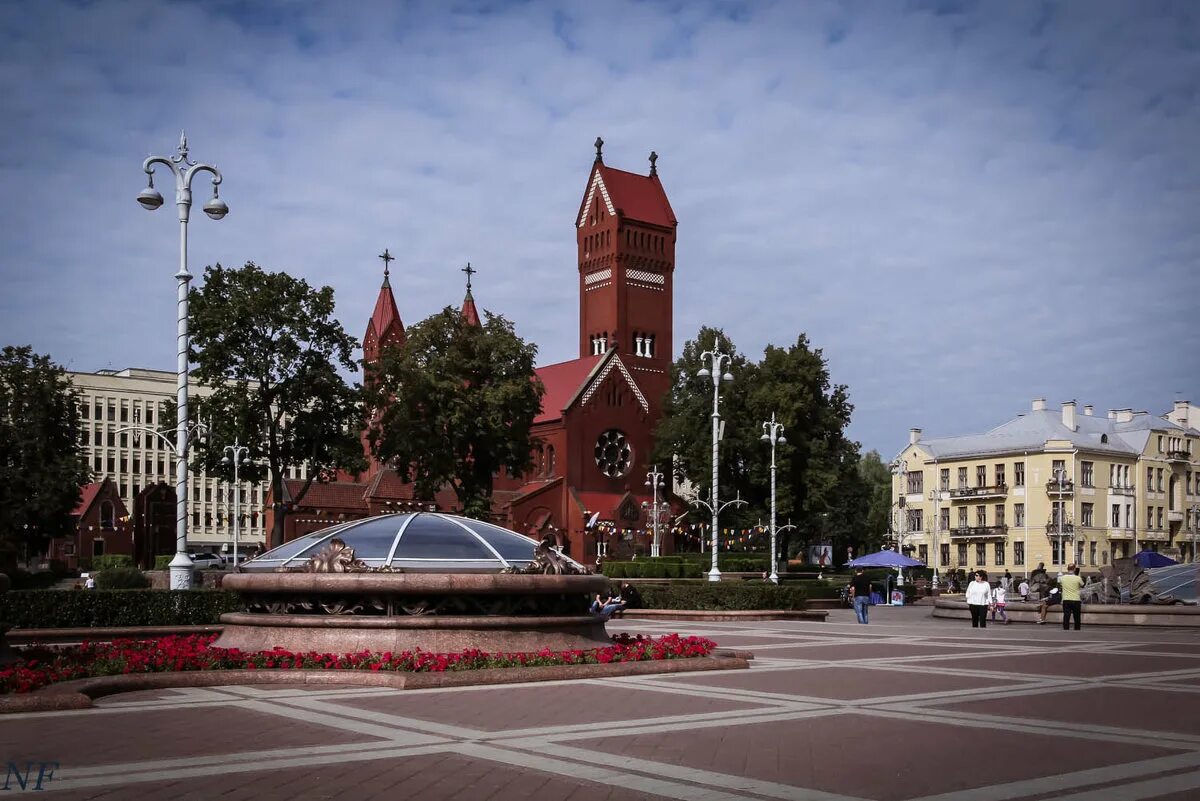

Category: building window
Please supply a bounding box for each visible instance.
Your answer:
[1157,468,1164,492]
[1089,541,1097,566]
[939,508,949,531]
[957,543,968,566]
[106,456,115,473]
[107,430,115,447]
[1148,467,1154,490]
[1014,462,1025,486]
[99,501,115,529]
[918,544,928,564]
[975,543,986,565]
[957,508,968,529]
[1013,541,1024,565]
[1014,503,1025,527]
[976,466,987,487]
[1158,435,1164,453]
[1081,461,1094,488]
[940,469,949,491]
[1111,504,1120,528]
[546,445,556,476]
[994,543,1005,565]
[995,505,1005,528]
[906,471,923,495]
[995,464,1006,488]
[93,539,105,557]
[957,467,968,489]
[192,511,200,526]
[940,543,950,566]
[1157,507,1164,529]
[1081,503,1094,528]
[975,505,986,527]
[1052,539,1064,565]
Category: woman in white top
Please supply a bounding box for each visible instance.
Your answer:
[965,571,992,628]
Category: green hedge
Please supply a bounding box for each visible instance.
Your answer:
[0,589,239,629]
[3,570,61,591]
[92,555,134,571]
[154,555,174,570]
[603,555,770,579]
[95,567,151,590]
[632,583,807,611]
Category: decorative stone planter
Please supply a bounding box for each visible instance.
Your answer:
[215,571,612,653]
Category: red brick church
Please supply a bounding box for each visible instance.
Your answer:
[273,140,679,562]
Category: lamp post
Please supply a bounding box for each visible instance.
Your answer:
[891,460,907,585]
[138,132,228,590]
[644,465,666,558]
[1190,504,1200,563]
[927,487,942,588]
[760,413,787,584]
[222,440,249,569]
[693,347,741,581]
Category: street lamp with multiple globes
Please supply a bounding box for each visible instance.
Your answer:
[692,347,744,581]
[138,131,228,590]
[222,440,250,569]
[643,465,667,558]
[760,412,787,584]
[928,487,941,588]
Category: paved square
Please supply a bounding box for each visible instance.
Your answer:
[7,606,1200,800]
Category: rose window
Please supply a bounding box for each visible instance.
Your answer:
[594,429,632,478]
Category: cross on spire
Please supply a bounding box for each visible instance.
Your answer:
[594,136,604,163]
[649,150,658,176]
[462,262,476,296]
[379,248,394,276]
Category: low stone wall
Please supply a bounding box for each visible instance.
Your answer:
[933,598,1200,627]
[622,610,827,622]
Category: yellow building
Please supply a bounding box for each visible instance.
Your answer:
[68,367,271,555]
[891,399,1200,577]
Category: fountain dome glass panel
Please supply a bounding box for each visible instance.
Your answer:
[243,513,580,573]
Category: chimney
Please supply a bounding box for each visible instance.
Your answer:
[909,428,922,445]
[1083,405,1094,416]
[1062,400,1077,431]
[1032,398,1047,412]
[1115,408,1134,423]
[1170,400,1191,428]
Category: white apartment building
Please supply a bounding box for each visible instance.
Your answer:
[68,367,269,553]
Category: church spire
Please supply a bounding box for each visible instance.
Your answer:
[364,249,404,365]
[460,262,480,327]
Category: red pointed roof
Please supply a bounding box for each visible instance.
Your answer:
[72,482,103,516]
[367,277,404,346]
[578,162,676,229]
[533,355,604,424]
[461,293,481,328]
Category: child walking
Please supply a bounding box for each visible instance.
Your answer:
[990,582,1010,624]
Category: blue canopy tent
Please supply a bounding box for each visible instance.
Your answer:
[847,550,926,568]
[1135,550,1178,569]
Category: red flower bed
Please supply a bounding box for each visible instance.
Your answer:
[0,633,716,695]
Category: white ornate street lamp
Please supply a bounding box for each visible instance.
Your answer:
[138,131,228,590]
[222,440,250,569]
[643,465,666,558]
[928,487,941,588]
[692,347,743,581]
[760,412,787,584]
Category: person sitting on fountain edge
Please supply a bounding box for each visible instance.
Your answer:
[590,592,626,618]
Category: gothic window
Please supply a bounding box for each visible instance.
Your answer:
[546,445,556,476]
[594,430,632,478]
[99,501,115,530]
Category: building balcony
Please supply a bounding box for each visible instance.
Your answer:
[1045,520,1075,537]
[1169,510,1184,523]
[1046,479,1075,495]
[1167,450,1191,463]
[1107,529,1135,541]
[949,525,1008,540]
[1108,484,1136,496]
[949,485,1008,500]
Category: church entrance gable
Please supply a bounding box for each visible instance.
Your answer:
[576,354,649,416]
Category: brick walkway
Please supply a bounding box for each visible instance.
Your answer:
[5,606,1200,799]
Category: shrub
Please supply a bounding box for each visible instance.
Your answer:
[153,555,173,570]
[0,590,240,629]
[634,583,807,611]
[95,567,151,590]
[93,555,134,571]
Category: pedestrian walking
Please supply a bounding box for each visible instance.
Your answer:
[966,571,991,628]
[990,582,1010,624]
[1059,564,1084,630]
[850,567,873,624]
[1018,578,1030,601]
[1001,570,1013,592]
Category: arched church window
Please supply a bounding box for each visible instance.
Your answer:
[546,445,556,476]
[99,501,115,530]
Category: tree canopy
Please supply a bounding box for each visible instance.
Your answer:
[367,307,543,519]
[653,327,864,562]
[0,346,90,562]
[188,263,366,548]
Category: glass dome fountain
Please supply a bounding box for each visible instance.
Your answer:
[242,512,582,573]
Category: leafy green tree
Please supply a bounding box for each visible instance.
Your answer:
[188,263,366,548]
[0,346,90,563]
[367,307,543,519]
[858,449,893,552]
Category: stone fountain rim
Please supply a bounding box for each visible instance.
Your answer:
[222,571,609,595]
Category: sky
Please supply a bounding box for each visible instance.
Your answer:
[1,0,1197,459]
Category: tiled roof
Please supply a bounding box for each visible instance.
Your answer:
[596,165,676,228]
[460,293,480,328]
[72,482,103,516]
[367,279,403,346]
[576,490,633,521]
[284,479,369,511]
[534,355,604,424]
[912,409,1187,460]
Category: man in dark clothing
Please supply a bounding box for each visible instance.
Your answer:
[850,568,873,624]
